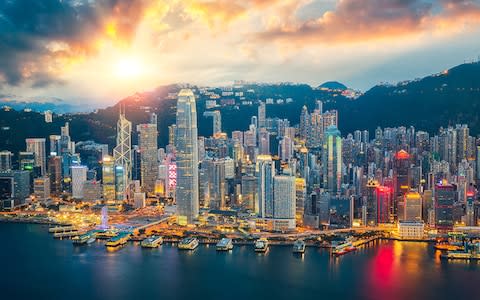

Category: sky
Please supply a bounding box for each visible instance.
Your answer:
[1,0,480,106]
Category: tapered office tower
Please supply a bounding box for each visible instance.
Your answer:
[175,89,199,225]
[113,108,132,200]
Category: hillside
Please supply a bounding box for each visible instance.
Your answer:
[337,62,480,135]
[1,62,480,156]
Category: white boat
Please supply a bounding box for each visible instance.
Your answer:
[141,236,163,248]
[292,240,306,253]
[72,231,97,246]
[178,237,199,250]
[254,238,269,252]
[216,238,234,251]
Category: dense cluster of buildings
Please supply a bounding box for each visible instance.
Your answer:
[1,89,479,235]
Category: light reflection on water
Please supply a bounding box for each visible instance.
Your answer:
[1,224,480,300]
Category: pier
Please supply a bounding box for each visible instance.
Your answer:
[48,225,76,233]
[53,231,80,239]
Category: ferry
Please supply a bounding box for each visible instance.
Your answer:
[434,243,464,251]
[441,242,480,260]
[332,242,357,257]
[441,251,480,260]
[216,238,234,251]
[434,239,465,251]
[96,230,118,239]
[105,232,131,247]
[49,225,75,233]
[292,240,306,254]
[254,238,269,253]
[178,237,199,250]
[72,231,97,246]
[141,236,163,248]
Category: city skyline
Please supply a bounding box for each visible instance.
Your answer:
[1,2,480,299]
[1,0,480,105]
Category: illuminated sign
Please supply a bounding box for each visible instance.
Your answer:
[168,163,177,189]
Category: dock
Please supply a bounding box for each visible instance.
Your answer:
[48,225,76,233]
[53,231,80,238]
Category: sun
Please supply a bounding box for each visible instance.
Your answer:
[114,57,144,78]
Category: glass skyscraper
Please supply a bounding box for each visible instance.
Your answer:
[322,126,342,195]
[175,89,199,225]
[137,121,158,194]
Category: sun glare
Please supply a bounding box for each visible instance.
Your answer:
[115,57,143,78]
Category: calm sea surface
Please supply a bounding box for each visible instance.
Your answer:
[1,223,479,300]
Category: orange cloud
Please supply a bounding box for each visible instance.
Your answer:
[257,0,480,44]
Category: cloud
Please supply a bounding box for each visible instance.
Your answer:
[0,0,148,87]
[257,0,480,43]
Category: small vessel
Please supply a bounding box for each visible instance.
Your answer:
[96,230,118,239]
[141,236,163,248]
[434,243,464,251]
[441,242,480,260]
[216,238,234,251]
[292,240,306,254]
[72,231,97,246]
[332,242,357,257]
[178,237,199,250]
[254,238,269,253]
[441,251,480,260]
[105,232,131,247]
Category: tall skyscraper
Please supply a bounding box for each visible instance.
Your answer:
[278,136,293,161]
[403,191,422,221]
[71,166,87,199]
[466,187,476,226]
[204,158,226,210]
[18,152,35,172]
[137,121,158,194]
[365,179,379,226]
[102,155,115,202]
[175,89,199,225]
[49,135,61,155]
[168,124,176,146]
[258,128,270,155]
[26,138,46,175]
[34,176,50,202]
[0,150,13,171]
[258,102,266,128]
[323,110,338,131]
[256,155,275,218]
[322,126,342,195]
[113,110,132,200]
[273,175,296,229]
[203,110,222,136]
[295,178,306,226]
[299,105,310,141]
[48,156,62,196]
[435,182,455,232]
[394,150,411,219]
[315,100,323,113]
[376,186,392,224]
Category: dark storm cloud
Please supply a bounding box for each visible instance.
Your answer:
[0,0,146,87]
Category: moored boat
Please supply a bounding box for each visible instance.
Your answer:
[292,239,306,254]
[141,236,163,248]
[178,237,199,250]
[216,238,234,251]
[72,231,97,245]
[105,232,131,247]
[254,238,269,253]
